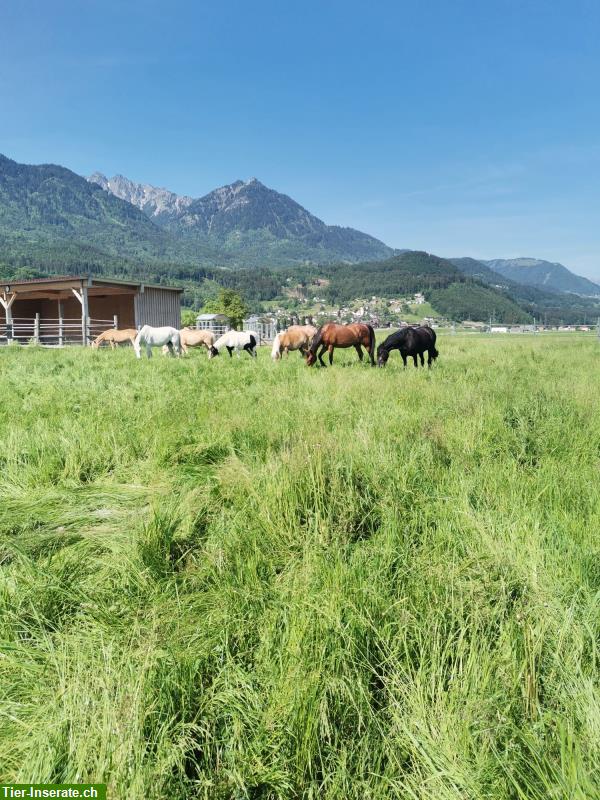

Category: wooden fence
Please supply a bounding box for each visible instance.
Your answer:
[0,315,118,346]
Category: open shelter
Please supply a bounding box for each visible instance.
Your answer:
[0,276,182,345]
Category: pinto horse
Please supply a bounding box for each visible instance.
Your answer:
[208,330,257,358]
[306,322,376,367]
[271,325,317,360]
[377,325,439,368]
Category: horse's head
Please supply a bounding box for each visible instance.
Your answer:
[377,344,389,367]
[207,346,219,359]
[305,350,317,367]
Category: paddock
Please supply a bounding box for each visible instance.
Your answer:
[0,276,182,346]
[243,314,277,343]
[196,313,230,338]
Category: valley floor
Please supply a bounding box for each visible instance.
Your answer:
[0,335,599,799]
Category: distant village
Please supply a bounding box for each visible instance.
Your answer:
[198,286,595,342]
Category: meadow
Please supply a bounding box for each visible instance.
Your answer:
[0,334,599,799]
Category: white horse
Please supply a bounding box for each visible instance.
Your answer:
[208,330,257,359]
[134,325,181,359]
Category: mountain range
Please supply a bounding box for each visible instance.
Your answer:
[86,171,394,266]
[483,258,600,296]
[1,152,599,324]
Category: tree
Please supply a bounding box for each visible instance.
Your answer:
[203,289,249,329]
[180,308,197,327]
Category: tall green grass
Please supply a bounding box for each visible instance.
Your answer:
[0,335,599,798]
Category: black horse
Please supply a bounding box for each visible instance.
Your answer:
[377,325,439,368]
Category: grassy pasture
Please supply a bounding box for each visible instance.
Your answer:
[0,335,599,799]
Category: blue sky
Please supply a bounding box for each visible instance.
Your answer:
[1,0,600,278]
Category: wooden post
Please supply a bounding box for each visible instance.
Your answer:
[83,286,89,345]
[113,314,118,330]
[1,291,16,341]
[34,313,40,344]
[58,301,64,346]
[71,285,89,346]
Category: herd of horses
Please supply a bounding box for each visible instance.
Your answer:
[91,322,439,368]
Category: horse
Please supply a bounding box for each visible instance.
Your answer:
[306,322,376,367]
[134,325,181,359]
[271,325,318,360]
[208,330,257,359]
[161,327,215,356]
[91,328,137,349]
[377,325,439,368]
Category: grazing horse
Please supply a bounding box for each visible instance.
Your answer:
[306,322,376,367]
[271,325,318,360]
[91,328,137,349]
[162,327,215,356]
[208,330,257,359]
[134,325,181,359]
[377,325,439,368]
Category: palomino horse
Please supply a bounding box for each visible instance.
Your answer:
[306,323,376,367]
[134,325,181,359]
[162,327,215,356]
[208,330,257,359]
[91,328,137,349]
[377,325,439,368]
[271,325,317,360]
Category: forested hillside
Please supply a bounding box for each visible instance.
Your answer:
[485,257,600,296]
[451,257,600,324]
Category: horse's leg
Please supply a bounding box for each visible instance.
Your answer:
[427,349,433,367]
[401,353,407,368]
[419,351,425,367]
[226,346,234,357]
[354,344,364,361]
[243,343,254,357]
[318,344,327,367]
[167,341,175,357]
[413,354,418,368]
[146,344,152,359]
[328,345,334,365]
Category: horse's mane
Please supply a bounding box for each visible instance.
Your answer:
[308,326,324,355]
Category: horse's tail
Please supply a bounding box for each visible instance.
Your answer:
[173,330,182,355]
[271,333,281,360]
[427,328,439,359]
[367,324,376,356]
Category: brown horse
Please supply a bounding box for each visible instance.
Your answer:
[91,328,137,349]
[306,322,376,367]
[162,327,215,355]
[271,325,318,360]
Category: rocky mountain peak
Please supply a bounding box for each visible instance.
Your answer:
[87,172,193,220]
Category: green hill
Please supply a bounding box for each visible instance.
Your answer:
[429,282,530,324]
[314,252,530,323]
[450,257,600,324]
